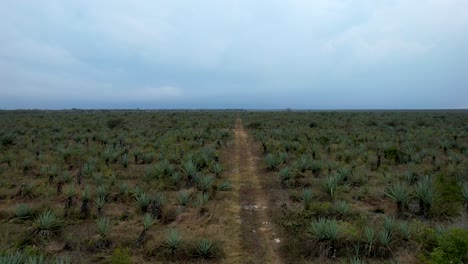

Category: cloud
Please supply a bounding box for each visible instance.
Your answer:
[0,0,467,109]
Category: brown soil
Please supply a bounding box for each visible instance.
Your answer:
[224,116,283,264]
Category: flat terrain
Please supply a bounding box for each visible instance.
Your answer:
[0,110,467,263]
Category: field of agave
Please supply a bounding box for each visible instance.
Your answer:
[242,110,468,263]
[0,110,467,264]
[0,110,236,263]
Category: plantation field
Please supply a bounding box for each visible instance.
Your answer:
[0,110,467,263]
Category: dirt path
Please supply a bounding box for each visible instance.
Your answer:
[229,116,283,264]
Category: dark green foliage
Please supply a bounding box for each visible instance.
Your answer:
[429,228,468,264]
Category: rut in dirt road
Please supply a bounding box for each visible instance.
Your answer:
[233,117,283,264]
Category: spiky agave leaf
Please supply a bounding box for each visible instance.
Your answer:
[96,217,111,239]
[35,210,63,238]
[301,188,313,210]
[165,228,182,253]
[196,238,214,258]
[15,203,33,220]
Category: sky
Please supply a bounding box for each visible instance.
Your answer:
[1,0,468,109]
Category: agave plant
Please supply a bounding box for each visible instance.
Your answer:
[150,193,166,219]
[377,229,392,255]
[96,217,111,245]
[183,159,198,187]
[296,155,309,173]
[212,162,222,178]
[177,189,191,207]
[363,226,375,256]
[279,167,293,187]
[265,153,279,171]
[135,192,151,213]
[196,238,214,258]
[195,192,210,214]
[414,176,435,218]
[334,200,350,217]
[398,221,412,241]
[136,213,153,247]
[64,184,75,210]
[218,181,232,191]
[94,196,106,217]
[165,228,183,254]
[96,184,108,201]
[34,210,63,238]
[311,160,323,177]
[121,153,129,168]
[15,204,33,220]
[322,175,339,200]
[383,216,395,234]
[118,181,129,200]
[197,175,214,194]
[301,188,313,210]
[386,182,410,218]
[309,218,340,241]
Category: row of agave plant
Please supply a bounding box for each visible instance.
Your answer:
[0,111,235,261]
[242,111,468,261]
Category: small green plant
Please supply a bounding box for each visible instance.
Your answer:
[94,196,106,217]
[135,192,151,213]
[301,188,313,210]
[265,153,279,171]
[110,247,131,264]
[414,175,435,218]
[34,210,63,238]
[322,175,339,200]
[212,162,222,178]
[279,167,293,187]
[309,218,340,241]
[165,228,183,255]
[96,217,111,241]
[15,204,33,220]
[176,189,191,206]
[386,182,410,218]
[334,200,350,217]
[196,238,214,258]
[218,181,232,191]
[398,221,412,241]
[96,184,108,201]
[363,226,375,256]
[64,184,75,210]
[197,175,214,194]
[136,214,153,247]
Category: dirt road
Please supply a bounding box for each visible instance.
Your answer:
[225,117,282,264]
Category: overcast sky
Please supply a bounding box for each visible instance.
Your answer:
[1,1,467,109]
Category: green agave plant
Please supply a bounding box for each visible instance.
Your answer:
[15,203,33,220]
[165,228,183,254]
[218,181,232,191]
[35,210,63,238]
[301,188,313,210]
[196,238,214,258]
[309,217,340,241]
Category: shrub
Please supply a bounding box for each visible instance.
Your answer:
[429,228,468,264]
[110,247,131,264]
